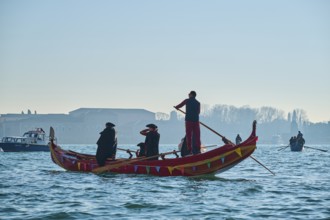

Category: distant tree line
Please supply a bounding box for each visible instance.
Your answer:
[158,104,328,144]
[8,106,328,144]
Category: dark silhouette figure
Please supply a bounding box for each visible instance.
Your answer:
[179,135,199,157]
[289,136,295,145]
[140,124,160,160]
[96,122,117,166]
[136,142,146,157]
[236,134,242,145]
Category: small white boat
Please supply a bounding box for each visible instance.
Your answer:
[0,128,50,152]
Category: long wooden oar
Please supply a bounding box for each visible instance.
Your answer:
[278,145,289,151]
[117,147,137,153]
[203,144,217,148]
[174,107,234,145]
[174,107,275,175]
[304,146,328,152]
[117,147,138,158]
[92,150,180,174]
[250,155,275,176]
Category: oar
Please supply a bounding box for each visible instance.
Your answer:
[117,147,137,153]
[250,155,275,176]
[304,146,328,152]
[199,144,217,153]
[203,144,217,148]
[92,150,180,174]
[278,145,289,151]
[174,107,275,175]
[174,107,234,145]
[117,147,138,158]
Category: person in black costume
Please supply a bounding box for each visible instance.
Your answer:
[136,142,146,157]
[96,122,117,166]
[140,124,160,160]
[178,134,199,157]
[289,136,295,145]
[297,131,305,145]
[236,134,242,145]
[178,136,190,157]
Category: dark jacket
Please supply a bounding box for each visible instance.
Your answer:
[236,135,242,145]
[96,127,117,166]
[145,130,160,160]
[137,143,146,157]
[180,136,190,157]
[176,97,200,122]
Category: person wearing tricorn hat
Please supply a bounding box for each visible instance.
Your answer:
[140,123,160,160]
[174,90,201,155]
[96,122,117,166]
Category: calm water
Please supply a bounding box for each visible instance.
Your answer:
[1,144,329,220]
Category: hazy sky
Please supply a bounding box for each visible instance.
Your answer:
[1,0,329,122]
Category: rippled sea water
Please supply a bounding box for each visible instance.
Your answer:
[1,144,329,220]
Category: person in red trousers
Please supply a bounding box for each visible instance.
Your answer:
[175,91,201,155]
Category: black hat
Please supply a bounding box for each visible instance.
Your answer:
[189,91,197,97]
[146,123,157,129]
[137,142,145,147]
[106,122,115,127]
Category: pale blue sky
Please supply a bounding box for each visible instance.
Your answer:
[1,0,329,122]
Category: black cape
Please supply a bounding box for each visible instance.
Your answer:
[144,130,160,160]
[96,127,117,166]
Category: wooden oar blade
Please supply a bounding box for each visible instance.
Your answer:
[305,146,328,152]
[93,164,115,174]
[250,155,275,176]
[278,145,289,151]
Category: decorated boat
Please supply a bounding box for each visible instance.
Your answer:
[0,128,49,152]
[49,121,258,176]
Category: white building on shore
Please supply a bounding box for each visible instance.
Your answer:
[0,108,157,144]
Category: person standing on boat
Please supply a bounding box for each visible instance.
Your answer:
[96,122,117,166]
[236,134,242,145]
[174,90,201,155]
[140,124,160,160]
[297,131,305,145]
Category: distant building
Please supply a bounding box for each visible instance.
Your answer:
[68,108,156,143]
[1,108,329,144]
[0,108,157,144]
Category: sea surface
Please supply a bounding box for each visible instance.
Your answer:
[1,144,329,220]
